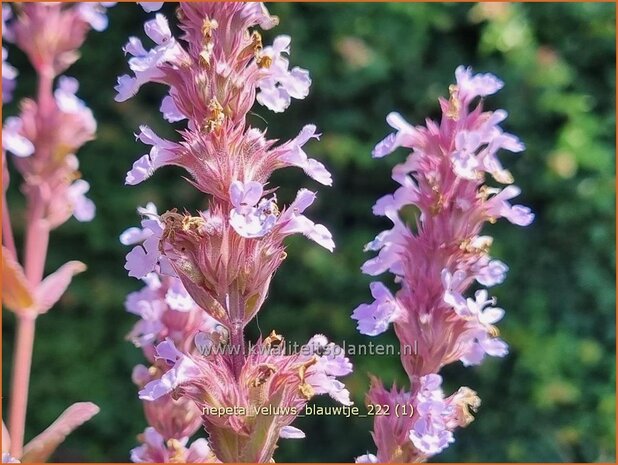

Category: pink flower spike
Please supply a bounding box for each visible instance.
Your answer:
[355,67,533,460]
[117,5,343,459]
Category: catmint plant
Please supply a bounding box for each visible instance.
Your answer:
[1,2,114,462]
[353,67,534,462]
[117,3,352,462]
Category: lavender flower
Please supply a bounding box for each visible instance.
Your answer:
[353,66,533,462]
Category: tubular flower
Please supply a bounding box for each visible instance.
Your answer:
[130,427,216,463]
[118,4,350,461]
[353,66,533,461]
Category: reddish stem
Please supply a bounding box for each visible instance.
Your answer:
[2,191,17,259]
[23,208,50,285]
[8,314,36,459]
[8,65,54,458]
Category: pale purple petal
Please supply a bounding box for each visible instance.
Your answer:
[114,74,139,102]
[139,353,200,401]
[138,2,164,13]
[355,454,378,463]
[441,269,467,312]
[280,125,332,186]
[455,65,504,101]
[2,117,34,157]
[76,3,112,32]
[476,259,508,287]
[257,36,311,112]
[186,439,213,462]
[372,112,418,158]
[165,279,194,311]
[2,453,20,463]
[279,426,305,439]
[409,417,454,455]
[123,37,147,56]
[230,180,263,208]
[120,227,150,246]
[160,95,185,122]
[279,215,335,251]
[68,180,96,222]
[352,282,400,336]
[144,14,171,45]
[126,154,154,185]
[487,186,534,226]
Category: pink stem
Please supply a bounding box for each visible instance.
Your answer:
[8,204,49,457]
[228,288,246,380]
[2,191,17,259]
[23,209,50,285]
[37,67,54,119]
[8,314,36,459]
[8,64,54,458]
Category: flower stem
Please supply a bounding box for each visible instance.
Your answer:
[8,66,53,457]
[23,212,50,285]
[8,314,36,458]
[230,323,245,380]
[2,191,17,259]
[228,288,246,380]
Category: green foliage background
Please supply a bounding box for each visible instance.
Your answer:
[2,2,615,462]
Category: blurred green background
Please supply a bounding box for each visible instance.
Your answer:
[2,2,616,462]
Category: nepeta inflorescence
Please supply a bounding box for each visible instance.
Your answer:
[117,3,352,462]
[2,3,114,462]
[353,67,533,462]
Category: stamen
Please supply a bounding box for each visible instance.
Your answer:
[204,98,225,132]
[446,84,461,120]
